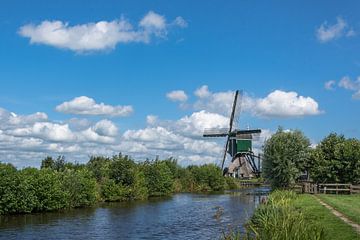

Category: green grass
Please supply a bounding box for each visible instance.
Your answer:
[317,194,360,225]
[293,194,359,240]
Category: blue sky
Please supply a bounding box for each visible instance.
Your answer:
[1,0,360,167]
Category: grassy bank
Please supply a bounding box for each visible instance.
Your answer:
[292,194,359,240]
[223,191,359,240]
[317,194,360,225]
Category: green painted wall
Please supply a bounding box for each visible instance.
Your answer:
[236,139,252,152]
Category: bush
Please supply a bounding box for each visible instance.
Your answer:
[101,178,130,202]
[263,128,311,188]
[142,160,174,197]
[61,169,98,208]
[249,190,324,240]
[310,134,360,184]
[188,164,225,192]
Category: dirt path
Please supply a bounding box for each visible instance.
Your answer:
[314,195,360,235]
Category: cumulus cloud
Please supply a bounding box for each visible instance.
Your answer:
[0,86,320,168]
[316,17,355,43]
[0,108,48,128]
[18,11,187,52]
[9,122,76,142]
[56,96,133,117]
[166,90,188,102]
[92,119,118,137]
[248,90,321,118]
[174,110,229,137]
[190,86,321,118]
[0,107,124,167]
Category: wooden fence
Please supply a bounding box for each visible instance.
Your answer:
[300,182,360,194]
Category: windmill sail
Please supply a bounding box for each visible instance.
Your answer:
[221,90,239,170]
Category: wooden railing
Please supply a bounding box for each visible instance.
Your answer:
[300,182,360,195]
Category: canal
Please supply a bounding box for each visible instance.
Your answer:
[0,187,269,240]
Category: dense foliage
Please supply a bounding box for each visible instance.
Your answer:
[0,155,232,215]
[309,133,360,184]
[263,129,360,188]
[262,128,311,188]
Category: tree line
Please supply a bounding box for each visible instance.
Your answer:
[263,128,360,188]
[0,154,236,215]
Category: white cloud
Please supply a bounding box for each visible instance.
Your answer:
[337,76,360,99]
[19,11,187,52]
[139,11,166,30]
[248,90,321,118]
[0,108,48,128]
[166,90,188,102]
[92,119,118,137]
[194,85,211,98]
[80,128,116,144]
[174,110,229,137]
[56,96,133,117]
[325,80,336,90]
[190,86,321,118]
[316,17,354,43]
[10,122,77,142]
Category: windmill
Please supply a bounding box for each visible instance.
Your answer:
[203,90,262,178]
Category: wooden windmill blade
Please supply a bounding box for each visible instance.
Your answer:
[220,90,240,170]
[203,128,229,137]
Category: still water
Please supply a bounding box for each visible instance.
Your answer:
[0,187,269,240]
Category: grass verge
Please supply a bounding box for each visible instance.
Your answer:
[222,191,359,240]
[316,194,360,225]
[292,194,359,240]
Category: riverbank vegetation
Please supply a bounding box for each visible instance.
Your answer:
[223,190,359,240]
[0,154,237,215]
[263,128,360,188]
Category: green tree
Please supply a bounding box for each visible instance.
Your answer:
[33,169,67,211]
[188,164,225,191]
[0,163,20,214]
[142,160,174,196]
[61,169,98,208]
[87,156,111,181]
[41,156,55,169]
[310,134,360,183]
[100,178,130,202]
[263,128,311,188]
[109,154,136,186]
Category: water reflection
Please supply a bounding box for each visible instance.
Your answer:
[0,187,269,240]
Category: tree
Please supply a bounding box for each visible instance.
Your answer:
[0,163,20,214]
[188,164,225,191]
[87,156,111,181]
[109,154,136,186]
[263,128,311,188]
[310,134,360,183]
[61,169,98,208]
[142,160,174,196]
[41,156,55,169]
